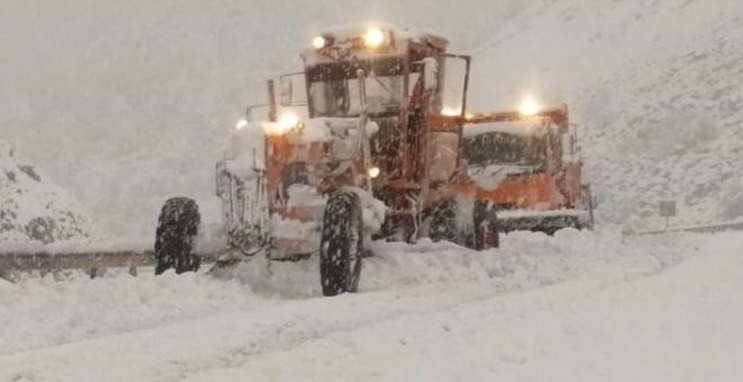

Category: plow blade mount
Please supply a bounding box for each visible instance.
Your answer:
[497,209,593,234]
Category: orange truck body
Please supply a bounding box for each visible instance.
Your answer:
[454,107,593,232]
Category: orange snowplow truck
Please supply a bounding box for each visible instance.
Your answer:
[154,25,593,295]
[457,107,594,234]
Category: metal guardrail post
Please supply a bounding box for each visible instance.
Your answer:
[0,251,156,280]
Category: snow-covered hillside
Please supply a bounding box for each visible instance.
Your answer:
[468,0,743,228]
[0,138,92,243]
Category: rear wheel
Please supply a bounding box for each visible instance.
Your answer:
[155,197,201,275]
[430,198,500,250]
[319,190,363,296]
[429,198,459,244]
[473,200,499,250]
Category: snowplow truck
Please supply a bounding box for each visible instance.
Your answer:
[155,25,589,295]
[459,107,594,234]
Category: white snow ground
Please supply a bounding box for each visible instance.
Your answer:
[3,229,742,381]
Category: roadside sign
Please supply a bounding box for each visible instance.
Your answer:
[659,201,676,229]
[659,201,676,217]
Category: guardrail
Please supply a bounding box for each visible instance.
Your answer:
[633,220,743,236]
[0,250,155,280]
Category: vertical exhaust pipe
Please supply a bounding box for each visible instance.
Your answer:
[267,79,277,122]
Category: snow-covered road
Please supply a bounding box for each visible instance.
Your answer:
[2,230,741,381]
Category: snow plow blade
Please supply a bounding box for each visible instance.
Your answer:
[497,209,593,234]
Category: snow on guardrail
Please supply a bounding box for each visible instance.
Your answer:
[632,219,743,236]
[0,250,155,280]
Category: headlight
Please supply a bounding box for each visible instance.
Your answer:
[278,112,299,129]
[367,166,381,179]
[363,28,386,48]
[518,97,541,116]
[264,112,300,135]
[441,106,461,117]
[312,35,327,49]
[235,119,248,130]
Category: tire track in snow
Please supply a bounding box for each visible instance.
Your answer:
[0,233,692,382]
[0,231,694,381]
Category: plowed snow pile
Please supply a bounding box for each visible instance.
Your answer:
[0,138,92,244]
[0,229,688,356]
[5,230,740,382]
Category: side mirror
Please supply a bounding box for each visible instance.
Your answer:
[422,57,439,92]
[278,72,307,107]
[439,55,470,117]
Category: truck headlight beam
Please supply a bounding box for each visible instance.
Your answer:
[312,36,327,50]
[363,28,385,48]
[518,97,542,117]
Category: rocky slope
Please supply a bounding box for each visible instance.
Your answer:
[0,138,92,243]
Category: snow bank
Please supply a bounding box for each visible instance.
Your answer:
[0,227,693,363]
[0,270,267,355]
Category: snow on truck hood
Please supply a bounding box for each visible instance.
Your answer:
[468,164,539,190]
[227,118,379,173]
[237,118,378,144]
[462,120,544,138]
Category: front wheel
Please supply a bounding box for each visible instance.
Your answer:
[319,190,363,296]
[430,198,500,250]
[429,198,459,244]
[473,200,499,250]
[154,197,201,275]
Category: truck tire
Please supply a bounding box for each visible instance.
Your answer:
[430,198,459,244]
[431,199,499,250]
[155,197,201,275]
[473,200,499,250]
[319,190,363,296]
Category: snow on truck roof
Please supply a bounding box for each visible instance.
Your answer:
[302,23,448,63]
[313,23,447,44]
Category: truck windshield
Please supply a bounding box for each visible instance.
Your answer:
[309,75,403,117]
[305,57,409,118]
[463,132,547,168]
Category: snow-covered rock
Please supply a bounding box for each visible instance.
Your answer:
[0,138,92,244]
